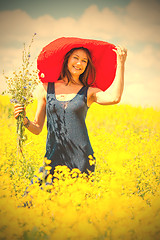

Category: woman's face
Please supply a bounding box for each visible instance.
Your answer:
[67,49,88,77]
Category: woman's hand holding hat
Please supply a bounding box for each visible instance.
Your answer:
[113,46,127,66]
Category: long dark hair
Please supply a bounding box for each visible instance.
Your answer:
[58,47,96,86]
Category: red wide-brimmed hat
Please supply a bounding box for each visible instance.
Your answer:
[37,37,117,91]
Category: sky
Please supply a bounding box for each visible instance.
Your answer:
[0,0,160,108]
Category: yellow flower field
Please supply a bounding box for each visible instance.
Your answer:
[0,95,160,240]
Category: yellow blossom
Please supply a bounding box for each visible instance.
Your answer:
[0,96,160,240]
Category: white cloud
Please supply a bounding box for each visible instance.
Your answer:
[126,45,160,80]
[1,1,160,46]
[122,80,160,107]
[135,45,160,70]
[0,0,160,107]
[126,0,160,24]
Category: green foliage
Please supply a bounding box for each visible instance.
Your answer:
[2,34,40,151]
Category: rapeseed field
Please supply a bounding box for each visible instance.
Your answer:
[0,95,160,240]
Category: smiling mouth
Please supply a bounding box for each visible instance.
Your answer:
[73,66,81,70]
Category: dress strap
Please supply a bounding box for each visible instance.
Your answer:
[83,86,89,106]
[47,82,54,94]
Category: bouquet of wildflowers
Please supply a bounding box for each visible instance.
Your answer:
[3,33,40,154]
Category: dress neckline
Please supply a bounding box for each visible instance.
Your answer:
[53,82,85,103]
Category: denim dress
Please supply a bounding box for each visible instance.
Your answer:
[44,82,95,176]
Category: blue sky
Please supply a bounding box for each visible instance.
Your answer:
[0,0,131,19]
[0,0,160,107]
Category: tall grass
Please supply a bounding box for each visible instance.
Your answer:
[0,95,160,240]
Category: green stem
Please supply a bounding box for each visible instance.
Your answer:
[17,112,25,159]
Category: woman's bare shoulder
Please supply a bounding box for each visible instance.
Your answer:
[42,82,48,92]
[38,83,48,100]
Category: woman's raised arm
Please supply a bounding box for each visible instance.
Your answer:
[88,45,127,106]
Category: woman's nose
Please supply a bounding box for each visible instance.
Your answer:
[76,60,82,65]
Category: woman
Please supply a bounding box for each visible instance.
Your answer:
[14,38,127,180]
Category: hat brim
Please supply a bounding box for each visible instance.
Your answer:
[37,37,117,91]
